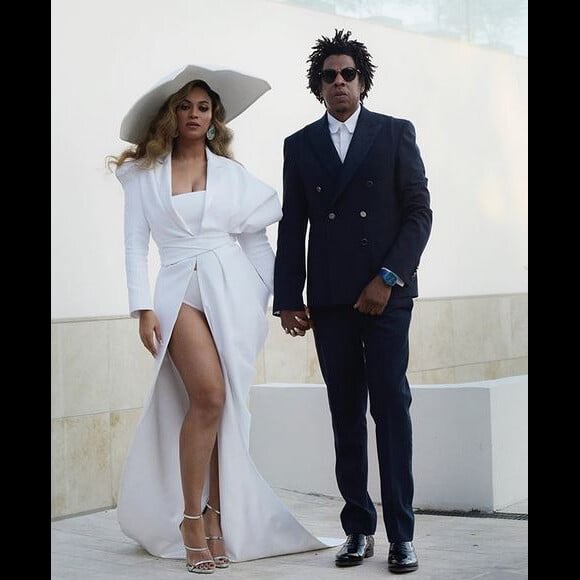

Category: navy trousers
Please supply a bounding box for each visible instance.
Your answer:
[310,298,415,542]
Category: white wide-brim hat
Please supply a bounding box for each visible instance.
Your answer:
[120,64,271,144]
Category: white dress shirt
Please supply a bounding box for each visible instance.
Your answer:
[327,104,361,163]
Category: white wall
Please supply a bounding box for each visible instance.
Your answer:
[51,0,528,319]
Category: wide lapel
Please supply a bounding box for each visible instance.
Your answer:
[202,147,227,231]
[305,115,342,178]
[155,153,193,234]
[331,107,381,207]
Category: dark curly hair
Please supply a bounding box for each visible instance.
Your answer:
[307,29,376,103]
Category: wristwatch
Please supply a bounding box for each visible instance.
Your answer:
[379,268,398,287]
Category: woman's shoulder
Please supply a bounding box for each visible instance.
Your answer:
[115,159,138,181]
[115,158,144,177]
[217,155,272,186]
[216,154,246,173]
[115,158,156,186]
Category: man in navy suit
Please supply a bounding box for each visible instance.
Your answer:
[273,30,432,574]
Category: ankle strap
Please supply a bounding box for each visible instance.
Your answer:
[184,545,208,552]
[183,513,202,520]
[205,503,221,515]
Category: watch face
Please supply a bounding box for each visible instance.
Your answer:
[381,270,396,286]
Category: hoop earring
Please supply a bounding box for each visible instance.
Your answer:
[206,125,216,141]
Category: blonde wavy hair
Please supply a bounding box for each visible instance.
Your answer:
[108,80,234,169]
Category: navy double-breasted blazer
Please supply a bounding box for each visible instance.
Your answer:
[273,106,432,311]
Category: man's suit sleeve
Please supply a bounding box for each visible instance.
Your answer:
[381,120,433,285]
[273,137,309,314]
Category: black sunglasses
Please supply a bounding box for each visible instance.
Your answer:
[319,67,360,84]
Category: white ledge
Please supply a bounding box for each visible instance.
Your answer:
[249,376,528,512]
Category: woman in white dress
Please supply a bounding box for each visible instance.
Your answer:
[109,66,333,574]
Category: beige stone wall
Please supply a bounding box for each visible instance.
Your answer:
[51,293,527,519]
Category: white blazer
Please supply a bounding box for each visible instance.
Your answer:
[118,147,281,317]
[115,148,334,561]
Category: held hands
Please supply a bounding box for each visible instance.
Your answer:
[353,276,392,316]
[280,309,311,337]
[138,310,162,356]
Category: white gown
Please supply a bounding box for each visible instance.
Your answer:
[115,149,337,561]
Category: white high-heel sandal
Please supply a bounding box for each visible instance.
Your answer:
[203,504,230,569]
[179,513,216,574]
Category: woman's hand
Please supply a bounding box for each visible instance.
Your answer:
[138,310,162,356]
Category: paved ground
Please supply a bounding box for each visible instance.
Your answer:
[52,489,527,579]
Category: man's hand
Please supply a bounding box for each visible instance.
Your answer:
[138,310,162,356]
[353,276,392,315]
[280,309,311,337]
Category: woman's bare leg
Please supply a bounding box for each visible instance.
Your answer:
[204,443,227,562]
[169,303,225,571]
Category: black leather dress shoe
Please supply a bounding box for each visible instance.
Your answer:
[388,541,418,573]
[335,533,374,567]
